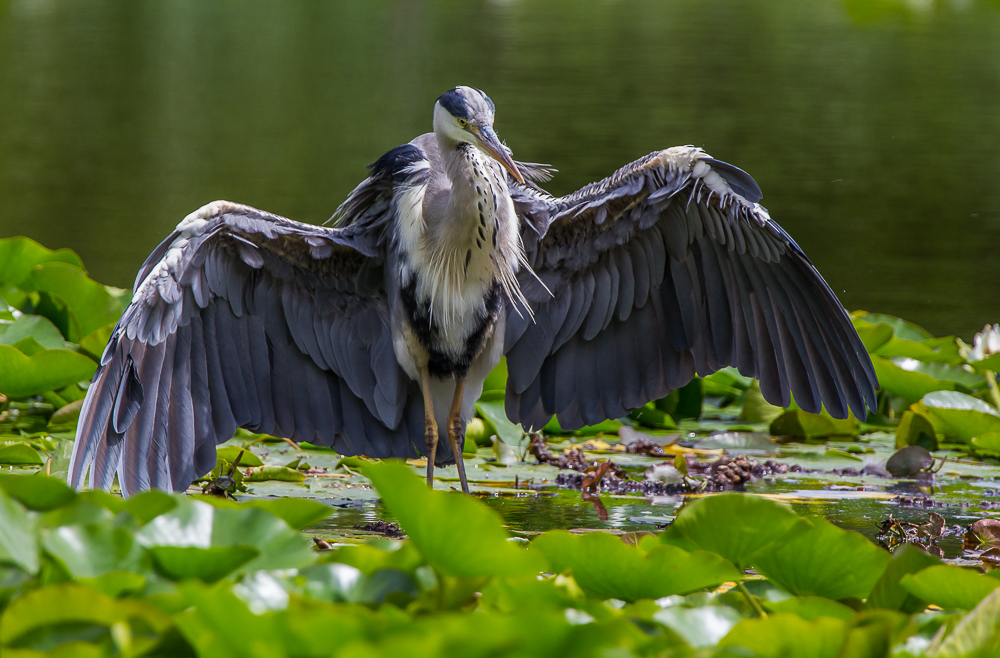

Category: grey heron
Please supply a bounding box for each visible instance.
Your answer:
[68,86,878,496]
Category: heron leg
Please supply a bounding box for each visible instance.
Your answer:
[420,366,439,488]
[447,376,470,494]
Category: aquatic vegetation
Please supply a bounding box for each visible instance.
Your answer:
[3,237,1000,655]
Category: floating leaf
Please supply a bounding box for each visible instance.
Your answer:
[245,465,306,482]
[0,345,96,399]
[931,588,1000,657]
[0,237,83,288]
[900,565,1000,610]
[0,443,45,465]
[753,518,890,600]
[719,613,848,658]
[770,408,855,438]
[0,473,76,510]
[214,446,264,467]
[669,493,807,569]
[363,460,544,578]
[0,489,39,574]
[921,391,1000,443]
[895,409,939,450]
[0,314,67,350]
[532,530,740,601]
[26,263,125,337]
[475,396,524,445]
[149,545,259,583]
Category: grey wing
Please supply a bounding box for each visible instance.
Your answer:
[503,146,878,430]
[68,199,426,495]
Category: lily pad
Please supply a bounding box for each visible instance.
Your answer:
[770,409,856,438]
[149,545,259,583]
[752,517,890,600]
[719,613,848,658]
[0,443,45,465]
[866,543,942,613]
[871,355,982,402]
[363,460,544,578]
[921,391,1000,443]
[25,263,126,338]
[669,493,807,569]
[0,237,83,288]
[900,565,1000,610]
[0,314,67,350]
[895,409,938,450]
[531,530,740,601]
[0,473,76,511]
[0,345,96,399]
[0,489,39,574]
[931,588,1000,657]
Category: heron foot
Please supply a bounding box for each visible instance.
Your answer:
[420,366,439,488]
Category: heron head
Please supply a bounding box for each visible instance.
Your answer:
[434,86,524,184]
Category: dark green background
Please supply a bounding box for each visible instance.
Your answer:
[1,0,998,337]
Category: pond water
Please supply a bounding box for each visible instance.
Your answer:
[1,0,999,340]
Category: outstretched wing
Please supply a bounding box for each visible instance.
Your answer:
[69,197,426,495]
[504,146,878,430]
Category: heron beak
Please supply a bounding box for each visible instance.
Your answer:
[472,125,525,184]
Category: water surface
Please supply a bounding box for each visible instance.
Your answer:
[1,0,998,337]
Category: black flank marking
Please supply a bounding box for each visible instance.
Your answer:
[476,238,482,248]
[479,212,486,226]
[465,249,471,271]
[478,226,485,240]
[492,228,497,247]
[400,277,502,378]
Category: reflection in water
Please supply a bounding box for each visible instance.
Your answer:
[1,0,999,337]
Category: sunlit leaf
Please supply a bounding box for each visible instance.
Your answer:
[770,408,855,438]
[900,565,1000,610]
[753,518,890,600]
[363,460,544,578]
[931,588,1000,657]
[0,314,67,350]
[0,345,97,399]
[149,545,259,583]
[0,489,38,574]
[866,543,942,613]
[214,446,264,467]
[921,391,1000,443]
[245,465,306,482]
[26,263,125,337]
[895,409,939,450]
[0,474,76,511]
[0,443,45,465]
[192,496,332,530]
[652,605,743,648]
[532,530,740,601]
[719,612,848,658]
[670,494,807,570]
[0,237,83,288]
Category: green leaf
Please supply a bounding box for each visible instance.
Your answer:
[245,465,306,482]
[0,237,83,288]
[25,263,125,338]
[895,409,939,450]
[0,474,76,511]
[475,397,524,445]
[753,518,890,600]
[901,565,1000,610]
[531,530,740,601]
[0,583,171,647]
[149,545,259,583]
[0,443,45,465]
[858,313,933,342]
[652,605,743,648]
[770,408,856,438]
[78,322,115,360]
[0,314,67,350]
[134,497,315,573]
[719,613,848,658]
[921,390,1000,443]
[363,459,544,578]
[764,595,856,620]
[872,356,965,402]
[41,523,142,579]
[670,494,808,570]
[214,446,265,467]
[628,402,677,429]
[931,588,1000,657]
[969,352,1000,375]
[192,496,332,529]
[0,345,96,399]
[972,432,1000,452]
[866,543,942,613]
[740,380,784,423]
[0,489,39,574]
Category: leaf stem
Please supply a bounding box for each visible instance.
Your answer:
[985,370,1000,411]
[737,581,767,618]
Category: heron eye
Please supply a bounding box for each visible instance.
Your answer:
[458,118,468,127]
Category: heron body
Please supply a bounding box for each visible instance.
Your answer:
[68,86,878,495]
